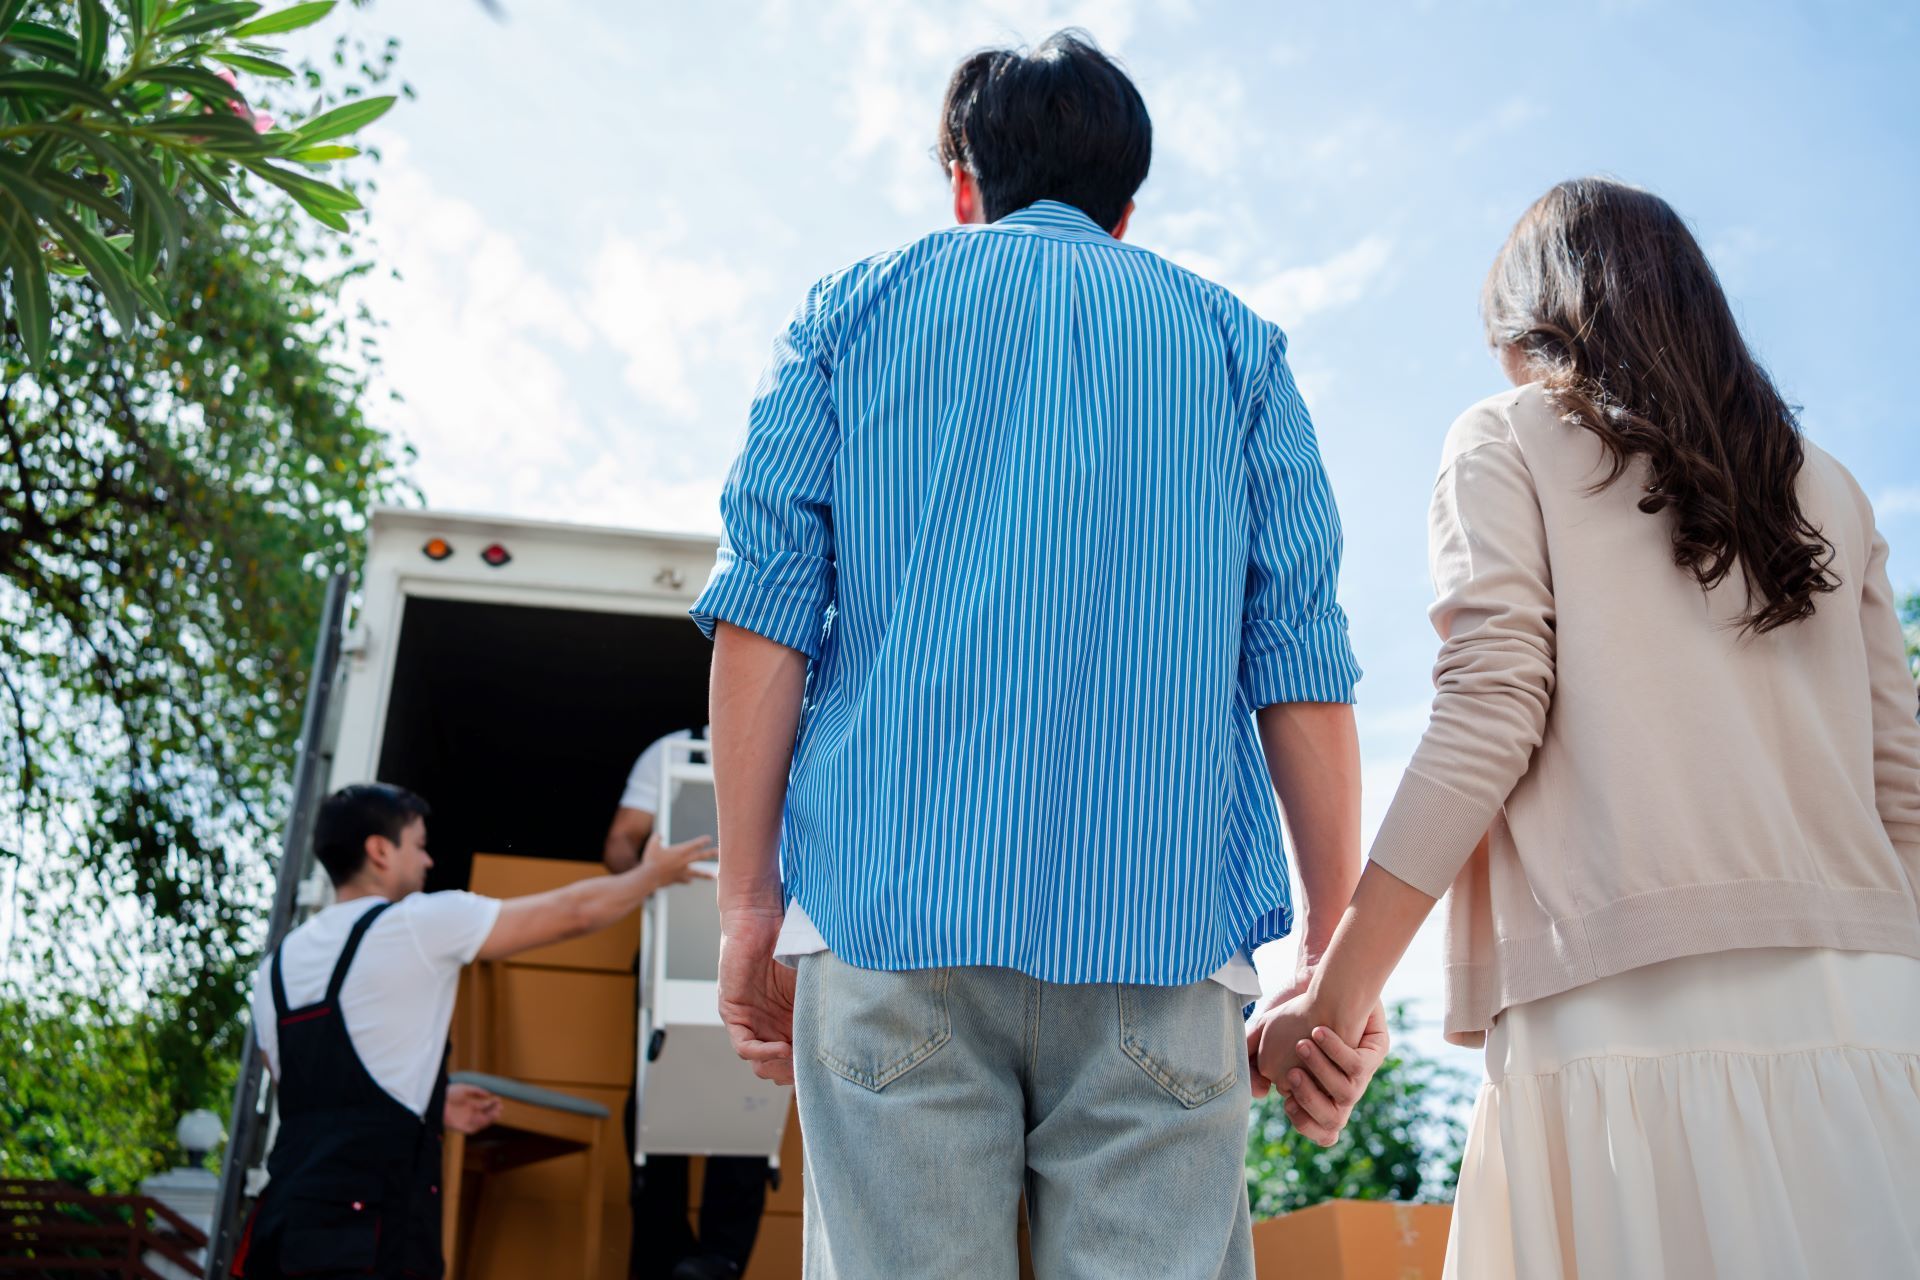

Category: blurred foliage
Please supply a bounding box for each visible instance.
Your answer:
[1,0,394,366]
[0,991,234,1189]
[0,3,412,1192]
[1246,1005,1472,1218]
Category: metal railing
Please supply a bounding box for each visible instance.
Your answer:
[0,1180,206,1278]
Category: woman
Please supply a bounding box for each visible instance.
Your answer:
[1252,178,1920,1277]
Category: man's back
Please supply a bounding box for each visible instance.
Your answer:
[695,200,1360,985]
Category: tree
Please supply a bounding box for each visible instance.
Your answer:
[1245,1006,1471,1219]
[1,0,393,367]
[0,11,411,1191]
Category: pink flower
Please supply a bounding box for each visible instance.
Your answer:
[213,68,273,134]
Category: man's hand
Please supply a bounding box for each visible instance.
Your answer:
[443,1082,502,1135]
[1245,966,1313,1097]
[1251,1000,1389,1147]
[638,831,716,889]
[718,904,796,1085]
[1277,1007,1389,1146]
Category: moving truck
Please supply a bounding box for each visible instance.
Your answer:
[209,507,803,1279]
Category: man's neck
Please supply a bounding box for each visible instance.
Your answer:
[332,880,392,906]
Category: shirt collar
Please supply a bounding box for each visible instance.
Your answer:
[991,200,1118,243]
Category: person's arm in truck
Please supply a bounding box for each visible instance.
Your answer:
[602,806,656,873]
[475,834,712,961]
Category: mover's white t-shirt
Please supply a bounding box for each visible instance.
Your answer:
[251,892,501,1117]
[619,727,708,814]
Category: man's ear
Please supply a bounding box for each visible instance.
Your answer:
[1110,200,1135,242]
[361,833,392,876]
[950,161,986,226]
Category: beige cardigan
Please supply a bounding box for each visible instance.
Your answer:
[1370,384,1920,1045]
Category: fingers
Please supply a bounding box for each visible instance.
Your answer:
[734,1036,795,1085]
[1306,1024,1364,1080]
[1282,1095,1341,1148]
[1297,1037,1361,1111]
[1358,1002,1392,1059]
[666,834,715,857]
[1284,1062,1345,1130]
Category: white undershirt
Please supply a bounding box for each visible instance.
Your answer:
[774,901,1262,997]
[251,892,502,1117]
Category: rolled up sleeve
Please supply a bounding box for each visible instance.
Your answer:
[690,289,839,659]
[1240,333,1363,707]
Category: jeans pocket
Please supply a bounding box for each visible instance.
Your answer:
[1118,982,1241,1109]
[805,952,952,1092]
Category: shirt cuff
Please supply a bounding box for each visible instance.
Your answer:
[1240,607,1363,708]
[1366,768,1492,899]
[689,546,835,659]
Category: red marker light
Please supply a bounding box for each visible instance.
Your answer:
[480,543,512,568]
[422,538,453,561]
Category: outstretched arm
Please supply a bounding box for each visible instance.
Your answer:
[474,834,712,961]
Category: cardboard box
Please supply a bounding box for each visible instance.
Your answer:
[1251,1199,1452,1278]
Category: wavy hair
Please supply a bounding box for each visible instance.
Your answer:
[1483,178,1837,634]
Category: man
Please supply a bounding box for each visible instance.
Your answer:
[605,728,768,1280]
[694,32,1387,1279]
[235,782,710,1279]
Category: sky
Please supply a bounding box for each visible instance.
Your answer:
[297,0,1920,1072]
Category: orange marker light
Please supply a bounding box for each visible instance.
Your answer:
[422,538,453,561]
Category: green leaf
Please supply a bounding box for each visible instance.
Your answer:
[242,160,357,229]
[135,65,251,106]
[159,3,262,39]
[0,71,121,114]
[142,113,271,154]
[78,0,110,80]
[229,1,333,38]
[175,153,248,218]
[0,163,145,330]
[283,144,355,163]
[37,170,128,224]
[283,94,393,148]
[0,201,53,365]
[38,123,184,266]
[130,190,161,276]
[213,53,295,80]
[0,0,32,34]
[3,22,85,69]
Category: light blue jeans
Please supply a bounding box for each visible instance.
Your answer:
[792,952,1255,1279]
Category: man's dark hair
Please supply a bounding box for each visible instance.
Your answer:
[313,783,431,885]
[936,30,1150,231]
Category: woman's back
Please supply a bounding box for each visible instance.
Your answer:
[1373,382,1920,1043]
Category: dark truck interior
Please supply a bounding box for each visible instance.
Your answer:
[374,595,712,892]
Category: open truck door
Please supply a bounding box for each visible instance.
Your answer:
[208,508,806,1280]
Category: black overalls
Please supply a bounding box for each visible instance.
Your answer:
[236,902,448,1279]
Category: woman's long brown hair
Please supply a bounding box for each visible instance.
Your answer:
[1483,178,1838,634]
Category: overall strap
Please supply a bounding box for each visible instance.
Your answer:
[269,943,292,1019]
[325,901,395,1004]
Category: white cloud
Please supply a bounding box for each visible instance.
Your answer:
[1151,70,1248,178]
[341,134,760,533]
[814,0,1143,214]
[584,236,762,420]
[1240,235,1395,325]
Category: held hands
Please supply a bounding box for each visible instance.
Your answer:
[443,1082,502,1135]
[1246,988,1390,1147]
[717,901,797,1086]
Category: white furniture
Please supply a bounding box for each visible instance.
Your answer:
[634,737,793,1166]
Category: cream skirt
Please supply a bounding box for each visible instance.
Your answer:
[1444,947,1920,1279]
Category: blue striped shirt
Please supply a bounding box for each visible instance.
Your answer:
[692,200,1361,986]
